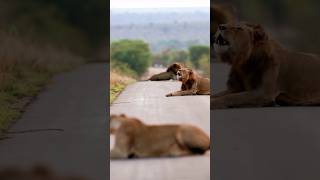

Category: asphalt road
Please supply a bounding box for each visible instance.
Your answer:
[110,80,210,180]
[0,64,108,180]
[212,63,320,180]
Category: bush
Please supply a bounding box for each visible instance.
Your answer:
[111,40,152,76]
[198,54,210,77]
[170,50,189,64]
[152,49,189,66]
[0,32,84,134]
[188,45,209,68]
[110,60,137,78]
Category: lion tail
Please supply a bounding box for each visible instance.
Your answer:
[176,125,210,154]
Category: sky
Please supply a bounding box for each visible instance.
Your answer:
[110,0,210,9]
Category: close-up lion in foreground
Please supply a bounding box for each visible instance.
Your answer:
[166,68,210,97]
[110,114,210,159]
[212,22,320,109]
[148,63,183,81]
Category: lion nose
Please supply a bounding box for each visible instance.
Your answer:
[219,25,226,31]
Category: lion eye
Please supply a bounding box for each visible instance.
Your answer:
[236,27,244,31]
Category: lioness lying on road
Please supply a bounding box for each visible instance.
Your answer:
[212,22,320,109]
[148,63,183,81]
[166,68,210,97]
[110,114,210,159]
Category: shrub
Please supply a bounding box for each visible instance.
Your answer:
[152,49,189,66]
[111,39,152,76]
[110,60,137,78]
[198,54,210,77]
[188,45,209,68]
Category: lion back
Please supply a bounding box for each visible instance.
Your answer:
[176,125,210,154]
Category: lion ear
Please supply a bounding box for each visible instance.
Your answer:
[252,25,266,42]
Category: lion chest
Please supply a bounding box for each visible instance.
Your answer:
[229,61,267,90]
[181,80,195,90]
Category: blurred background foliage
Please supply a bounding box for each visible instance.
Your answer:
[0,0,107,134]
[215,0,320,53]
[111,40,152,77]
[152,45,210,77]
[188,45,210,68]
[0,0,107,57]
[111,39,210,78]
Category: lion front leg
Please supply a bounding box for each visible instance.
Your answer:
[212,90,233,98]
[110,133,132,159]
[110,148,128,159]
[149,71,174,81]
[166,89,197,97]
[211,91,275,109]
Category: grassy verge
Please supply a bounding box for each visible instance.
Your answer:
[0,67,83,137]
[110,71,135,103]
[0,70,50,134]
[0,34,84,137]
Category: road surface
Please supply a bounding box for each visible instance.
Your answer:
[0,64,108,180]
[212,63,320,180]
[110,80,210,180]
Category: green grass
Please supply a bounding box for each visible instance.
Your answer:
[110,82,134,103]
[110,83,125,103]
[0,68,52,137]
[110,80,135,104]
[0,93,20,134]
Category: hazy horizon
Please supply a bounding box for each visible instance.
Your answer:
[111,7,209,15]
[111,0,209,9]
[110,7,209,53]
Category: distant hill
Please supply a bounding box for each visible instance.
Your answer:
[110,8,210,53]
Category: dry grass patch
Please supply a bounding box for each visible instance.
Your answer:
[110,71,135,103]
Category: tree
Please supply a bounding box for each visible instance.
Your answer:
[171,50,189,63]
[188,45,209,68]
[111,40,152,76]
[152,50,171,66]
[198,54,210,77]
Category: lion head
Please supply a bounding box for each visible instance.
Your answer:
[110,114,125,134]
[110,114,142,134]
[166,63,183,74]
[176,68,196,83]
[213,22,268,64]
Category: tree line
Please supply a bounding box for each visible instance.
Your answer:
[111,39,210,77]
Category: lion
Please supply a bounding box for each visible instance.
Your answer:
[148,63,183,81]
[166,68,210,97]
[212,22,320,109]
[110,114,210,159]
